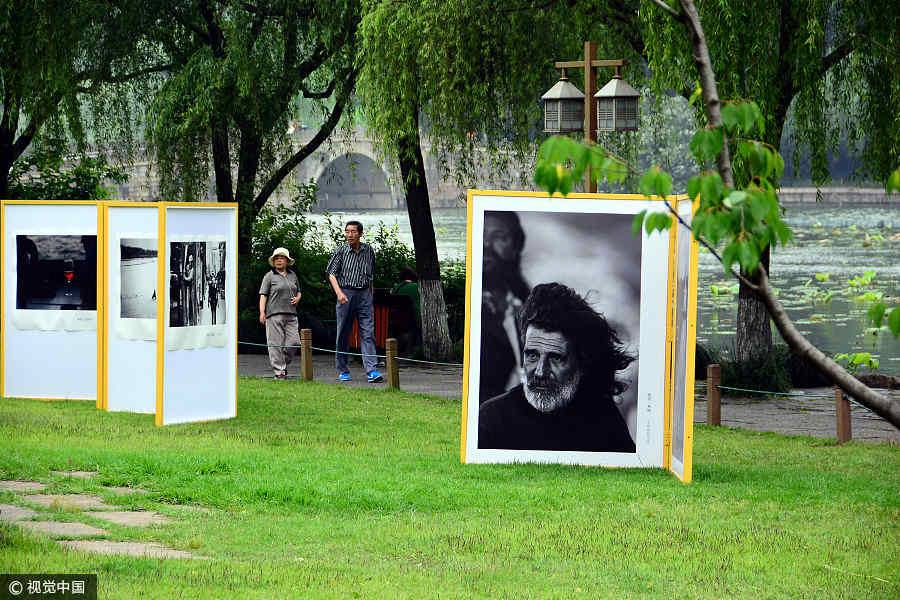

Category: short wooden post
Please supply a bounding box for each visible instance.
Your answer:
[300,328,313,382]
[835,385,852,443]
[385,338,400,389]
[707,363,722,427]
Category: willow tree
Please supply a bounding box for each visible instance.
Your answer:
[356,0,642,360]
[535,0,900,429]
[143,0,361,257]
[0,0,167,198]
[640,0,900,362]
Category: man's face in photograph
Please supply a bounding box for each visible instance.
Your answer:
[482,214,518,276]
[522,326,581,413]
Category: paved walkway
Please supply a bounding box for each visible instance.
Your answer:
[239,353,900,444]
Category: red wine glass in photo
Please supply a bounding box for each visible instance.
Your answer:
[63,259,75,296]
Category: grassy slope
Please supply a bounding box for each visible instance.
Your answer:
[1,377,898,599]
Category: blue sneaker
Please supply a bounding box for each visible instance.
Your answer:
[337,372,351,381]
[367,369,384,383]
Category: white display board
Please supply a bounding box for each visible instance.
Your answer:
[2,201,100,400]
[461,192,672,468]
[104,203,159,413]
[160,204,237,425]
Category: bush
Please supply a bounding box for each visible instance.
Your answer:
[707,343,793,396]
[240,191,421,351]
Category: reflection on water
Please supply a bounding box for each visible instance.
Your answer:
[309,203,900,374]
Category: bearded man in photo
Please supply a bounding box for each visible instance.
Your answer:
[478,282,636,453]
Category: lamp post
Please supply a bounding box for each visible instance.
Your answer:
[542,42,639,193]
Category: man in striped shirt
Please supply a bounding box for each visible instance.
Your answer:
[326,221,384,383]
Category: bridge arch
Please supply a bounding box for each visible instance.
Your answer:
[313,152,397,210]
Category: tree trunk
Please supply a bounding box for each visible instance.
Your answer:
[662,0,900,430]
[736,247,772,362]
[397,107,453,362]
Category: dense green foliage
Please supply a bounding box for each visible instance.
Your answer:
[641,0,899,185]
[0,0,164,197]
[2,385,898,598]
[240,197,467,353]
[7,146,128,200]
[142,0,361,256]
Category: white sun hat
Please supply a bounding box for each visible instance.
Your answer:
[268,247,295,266]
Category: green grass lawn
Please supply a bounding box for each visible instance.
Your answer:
[1,377,898,599]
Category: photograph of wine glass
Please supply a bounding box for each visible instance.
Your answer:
[15,235,97,310]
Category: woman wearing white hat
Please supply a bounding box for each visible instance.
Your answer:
[258,247,302,379]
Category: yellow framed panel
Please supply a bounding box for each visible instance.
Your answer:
[662,220,679,470]
[157,202,238,426]
[156,205,167,425]
[103,201,160,414]
[461,190,681,468]
[1,200,101,401]
[667,198,699,483]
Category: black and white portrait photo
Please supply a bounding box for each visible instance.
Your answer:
[16,234,97,311]
[120,238,158,319]
[463,193,673,467]
[169,240,227,328]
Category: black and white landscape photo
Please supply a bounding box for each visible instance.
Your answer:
[169,240,227,327]
[16,234,97,311]
[120,238,158,319]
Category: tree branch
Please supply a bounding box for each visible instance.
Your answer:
[75,63,174,93]
[253,68,358,212]
[301,78,337,99]
[648,0,685,23]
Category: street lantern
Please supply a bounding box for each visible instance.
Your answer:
[545,43,637,192]
[541,68,585,134]
[595,68,640,132]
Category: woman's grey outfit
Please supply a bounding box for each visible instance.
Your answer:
[259,269,301,376]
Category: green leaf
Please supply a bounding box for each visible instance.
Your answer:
[690,128,724,162]
[886,167,900,196]
[888,307,900,338]
[688,83,703,106]
[687,176,702,200]
[700,173,725,204]
[632,210,647,237]
[723,190,747,208]
[737,102,758,134]
[639,167,672,199]
[868,303,887,328]
[722,243,739,273]
[721,103,741,133]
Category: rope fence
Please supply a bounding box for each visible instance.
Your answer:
[703,363,861,443]
[242,338,873,443]
[241,329,463,391]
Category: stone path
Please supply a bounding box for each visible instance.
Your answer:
[0,480,46,492]
[26,494,114,511]
[85,510,171,527]
[1,474,205,560]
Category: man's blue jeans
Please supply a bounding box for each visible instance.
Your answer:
[335,287,377,374]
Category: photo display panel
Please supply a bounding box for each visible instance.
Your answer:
[105,203,159,413]
[2,201,100,399]
[160,204,237,425]
[461,192,672,468]
[668,199,699,482]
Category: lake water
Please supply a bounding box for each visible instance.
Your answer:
[310,203,900,375]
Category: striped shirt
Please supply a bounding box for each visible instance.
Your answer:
[325,242,375,289]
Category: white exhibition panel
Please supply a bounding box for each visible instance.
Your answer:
[162,205,237,425]
[106,204,158,413]
[463,194,671,468]
[2,202,98,399]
